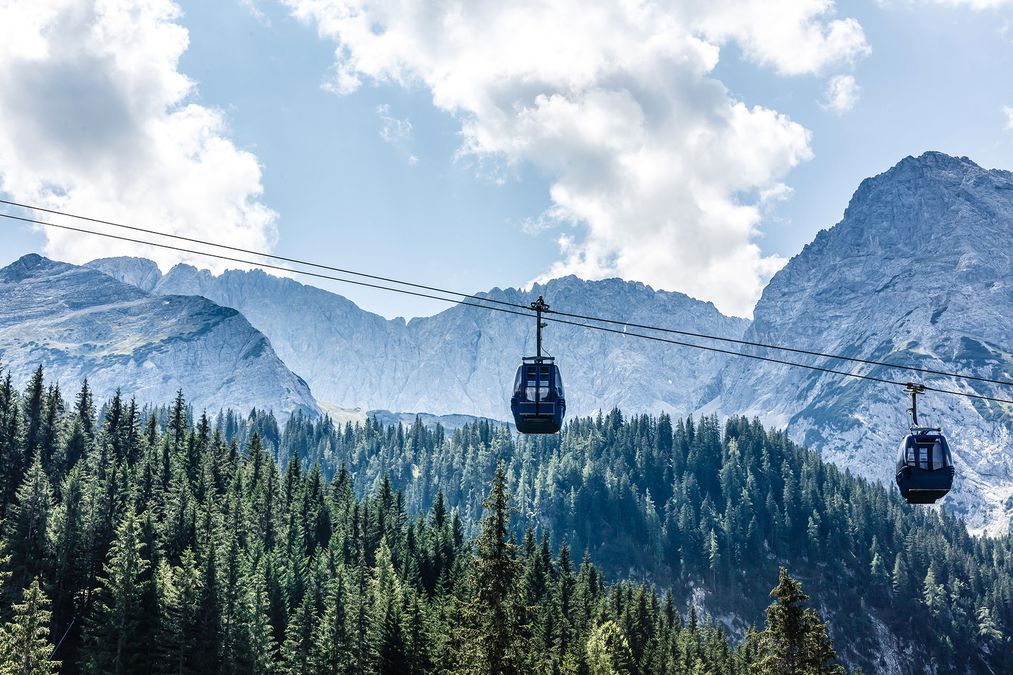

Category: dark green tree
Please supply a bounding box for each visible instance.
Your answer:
[83,505,150,674]
[754,568,844,675]
[465,460,525,674]
[0,578,59,675]
[4,459,54,595]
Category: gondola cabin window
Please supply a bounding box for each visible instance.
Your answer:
[526,365,552,401]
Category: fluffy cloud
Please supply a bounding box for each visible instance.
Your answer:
[284,0,869,316]
[691,0,870,75]
[0,0,277,271]
[821,74,861,113]
[1004,106,1013,130]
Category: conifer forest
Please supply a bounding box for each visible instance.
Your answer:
[0,365,1010,673]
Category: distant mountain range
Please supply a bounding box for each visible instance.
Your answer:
[4,151,1012,531]
[86,259,748,420]
[0,254,318,418]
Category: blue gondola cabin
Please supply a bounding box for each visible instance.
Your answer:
[511,357,565,434]
[895,430,954,504]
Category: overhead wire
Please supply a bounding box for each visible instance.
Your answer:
[5,197,1013,388]
[3,205,1013,406]
[0,198,533,312]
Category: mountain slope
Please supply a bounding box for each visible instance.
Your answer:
[88,260,748,420]
[0,255,318,418]
[87,152,1013,531]
[712,152,1013,531]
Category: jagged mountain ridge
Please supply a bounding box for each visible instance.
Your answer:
[0,255,318,418]
[712,152,1013,531]
[84,151,1013,531]
[87,259,748,420]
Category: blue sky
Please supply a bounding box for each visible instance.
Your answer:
[1,0,1012,319]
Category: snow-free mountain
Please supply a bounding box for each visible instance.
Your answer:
[87,259,748,420]
[60,151,1013,531]
[0,255,318,418]
[712,152,1013,532]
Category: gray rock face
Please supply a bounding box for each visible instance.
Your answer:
[88,256,162,292]
[85,151,1013,531]
[1,255,318,418]
[712,152,1013,532]
[89,259,747,420]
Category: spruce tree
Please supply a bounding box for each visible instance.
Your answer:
[370,539,408,674]
[246,552,278,675]
[0,371,24,517]
[311,571,352,673]
[586,620,633,675]
[22,366,45,462]
[754,568,844,675]
[83,505,149,674]
[49,466,88,637]
[4,459,54,595]
[38,384,63,480]
[466,460,525,674]
[73,380,95,441]
[0,578,59,675]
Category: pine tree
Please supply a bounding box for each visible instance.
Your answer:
[370,539,408,674]
[38,384,63,479]
[73,380,95,441]
[922,565,945,617]
[404,592,433,675]
[83,505,150,674]
[311,571,352,673]
[869,552,889,589]
[22,366,46,462]
[347,555,371,675]
[0,578,59,675]
[754,568,844,675]
[155,550,201,674]
[466,460,525,674]
[281,582,317,674]
[891,553,909,597]
[0,371,24,517]
[246,552,278,675]
[977,606,1002,643]
[4,459,54,595]
[49,466,88,636]
[586,620,633,675]
[62,419,88,477]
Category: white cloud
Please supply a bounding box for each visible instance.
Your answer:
[821,74,861,113]
[1004,106,1013,130]
[0,0,277,272]
[691,0,871,75]
[283,0,869,317]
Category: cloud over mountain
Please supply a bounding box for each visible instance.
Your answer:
[0,0,277,272]
[284,0,869,316]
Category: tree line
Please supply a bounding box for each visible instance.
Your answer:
[267,406,1013,673]
[0,364,850,673]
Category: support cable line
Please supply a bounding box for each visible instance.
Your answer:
[4,199,1012,389]
[0,198,533,312]
[3,208,1013,406]
[0,211,520,311]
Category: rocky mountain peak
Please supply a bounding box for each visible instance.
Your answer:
[87,256,163,292]
[0,256,318,419]
[716,152,1013,531]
